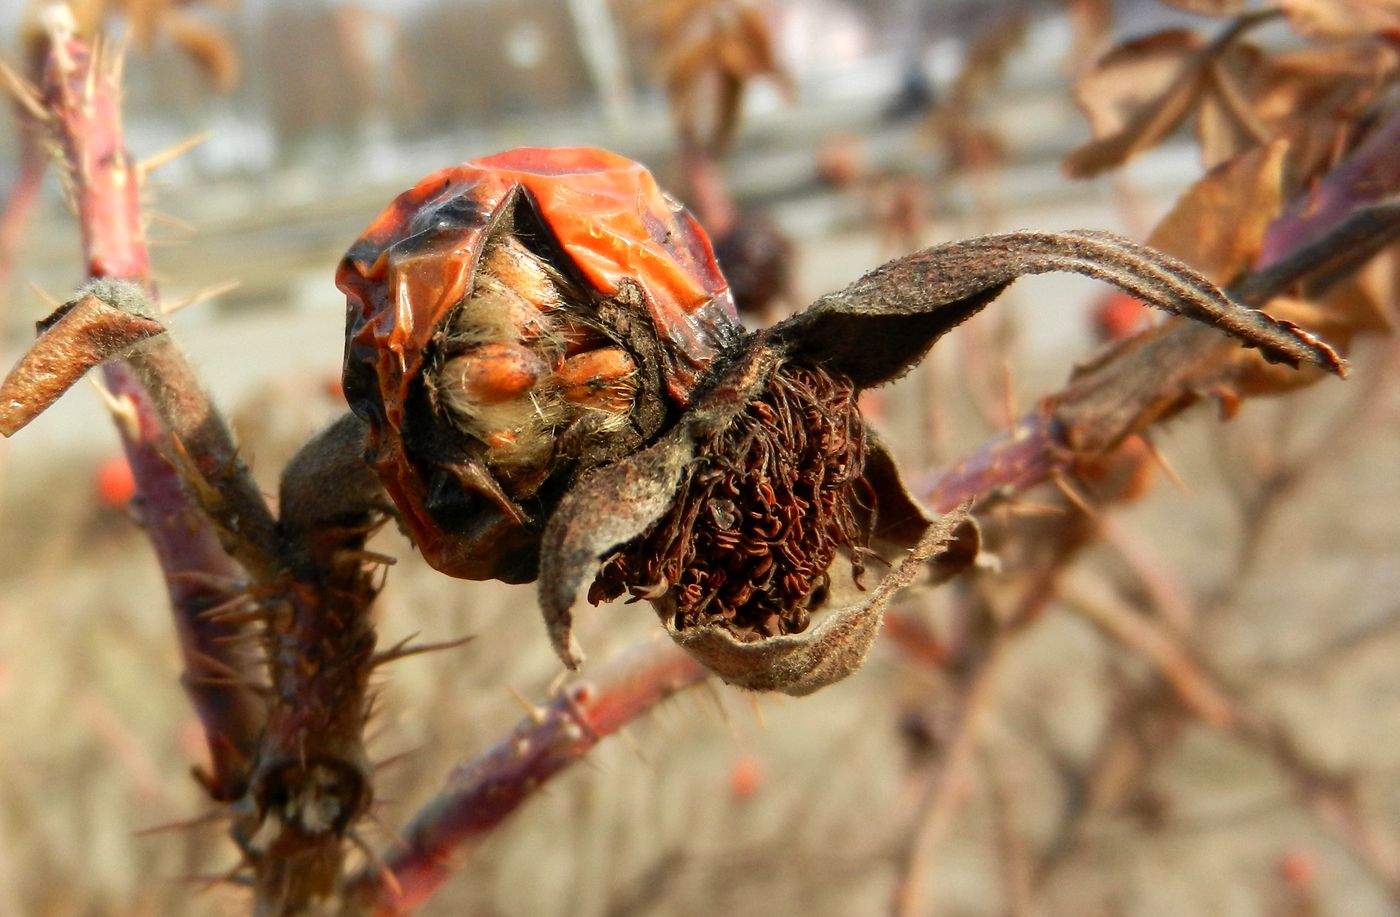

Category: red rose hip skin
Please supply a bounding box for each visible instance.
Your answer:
[337,147,742,582]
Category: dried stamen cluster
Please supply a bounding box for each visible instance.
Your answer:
[591,361,871,639]
[431,233,639,488]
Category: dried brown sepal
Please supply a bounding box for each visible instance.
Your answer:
[669,507,977,696]
[538,344,781,667]
[592,361,870,642]
[773,230,1345,387]
[0,286,163,436]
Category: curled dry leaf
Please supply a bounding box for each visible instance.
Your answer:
[1066,7,1398,176]
[636,0,795,154]
[1282,0,1400,38]
[0,282,164,437]
[340,149,1344,693]
[1064,29,1214,177]
[1195,42,1397,168]
[1146,137,1290,283]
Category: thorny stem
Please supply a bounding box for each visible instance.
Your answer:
[35,16,384,911]
[37,11,268,801]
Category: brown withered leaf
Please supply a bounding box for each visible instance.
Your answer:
[1147,138,1290,283]
[1064,29,1209,177]
[668,509,978,696]
[1065,0,1114,73]
[1282,0,1400,38]
[0,283,165,437]
[1196,42,1397,168]
[639,0,794,154]
[950,12,1029,106]
[538,416,702,668]
[1063,11,1290,177]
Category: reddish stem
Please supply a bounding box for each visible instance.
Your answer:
[346,639,708,915]
[40,18,268,799]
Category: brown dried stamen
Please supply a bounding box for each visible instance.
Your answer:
[590,361,871,639]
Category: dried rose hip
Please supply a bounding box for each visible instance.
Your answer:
[341,148,1341,694]
[337,147,742,582]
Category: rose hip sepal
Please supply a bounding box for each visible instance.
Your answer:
[537,229,1342,695]
[337,147,741,583]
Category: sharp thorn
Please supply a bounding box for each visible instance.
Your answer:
[25,281,62,308]
[0,58,48,122]
[137,131,211,180]
[505,684,549,724]
[86,376,142,441]
[1141,434,1190,495]
[349,829,404,901]
[371,634,474,668]
[133,807,231,837]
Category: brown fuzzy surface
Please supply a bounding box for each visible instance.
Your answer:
[590,361,871,639]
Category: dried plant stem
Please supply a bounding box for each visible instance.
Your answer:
[893,628,1015,917]
[37,19,384,909]
[1060,569,1400,898]
[893,567,1058,917]
[344,638,709,915]
[0,43,47,303]
[38,13,269,801]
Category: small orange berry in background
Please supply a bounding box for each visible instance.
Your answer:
[728,754,764,800]
[95,454,136,508]
[1093,290,1149,342]
[1279,848,1318,889]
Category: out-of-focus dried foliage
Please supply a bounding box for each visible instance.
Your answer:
[927,12,1030,174]
[1065,0,1114,71]
[1064,7,1398,177]
[620,0,795,154]
[21,0,240,90]
[1281,0,1400,38]
[1146,137,1290,283]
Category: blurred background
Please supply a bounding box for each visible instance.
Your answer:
[2,0,1398,914]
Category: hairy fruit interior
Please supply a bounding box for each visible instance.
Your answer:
[591,362,873,640]
[430,230,639,494]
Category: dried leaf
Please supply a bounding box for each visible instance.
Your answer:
[949,12,1029,106]
[0,286,164,436]
[666,508,977,695]
[1063,29,1208,177]
[773,230,1343,388]
[1147,138,1291,283]
[1196,42,1397,167]
[1064,0,1114,73]
[1282,0,1400,38]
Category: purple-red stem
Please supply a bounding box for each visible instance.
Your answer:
[346,639,707,915]
[41,21,268,800]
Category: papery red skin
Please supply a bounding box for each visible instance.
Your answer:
[336,147,738,580]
